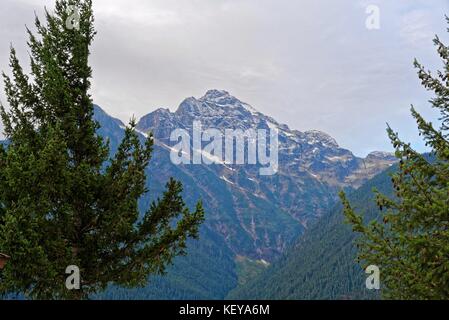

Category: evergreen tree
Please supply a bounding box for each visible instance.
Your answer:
[340,17,449,299]
[0,0,204,299]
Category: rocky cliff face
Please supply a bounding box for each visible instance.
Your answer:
[95,90,396,261]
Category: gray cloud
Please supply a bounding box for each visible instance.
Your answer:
[1,0,448,155]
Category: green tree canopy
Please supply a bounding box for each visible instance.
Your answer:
[340,17,449,299]
[0,0,204,299]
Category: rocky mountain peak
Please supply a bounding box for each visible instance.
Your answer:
[199,89,246,108]
[201,89,232,101]
[365,151,396,161]
[131,91,397,191]
[200,89,259,114]
[175,97,201,115]
[303,130,339,149]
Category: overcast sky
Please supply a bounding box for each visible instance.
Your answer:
[1,0,448,156]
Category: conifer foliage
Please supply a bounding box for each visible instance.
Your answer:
[0,0,204,299]
[340,18,449,299]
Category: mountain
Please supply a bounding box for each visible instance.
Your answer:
[92,89,395,299]
[93,104,239,299]
[134,89,396,258]
[228,164,396,300]
[0,90,398,300]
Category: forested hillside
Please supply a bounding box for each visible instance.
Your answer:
[228,165,397,299]
[96,229,238,299]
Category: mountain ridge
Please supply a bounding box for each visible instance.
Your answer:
[89,90,396,299]
[135,89,395,189]
[95,89,396,262]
